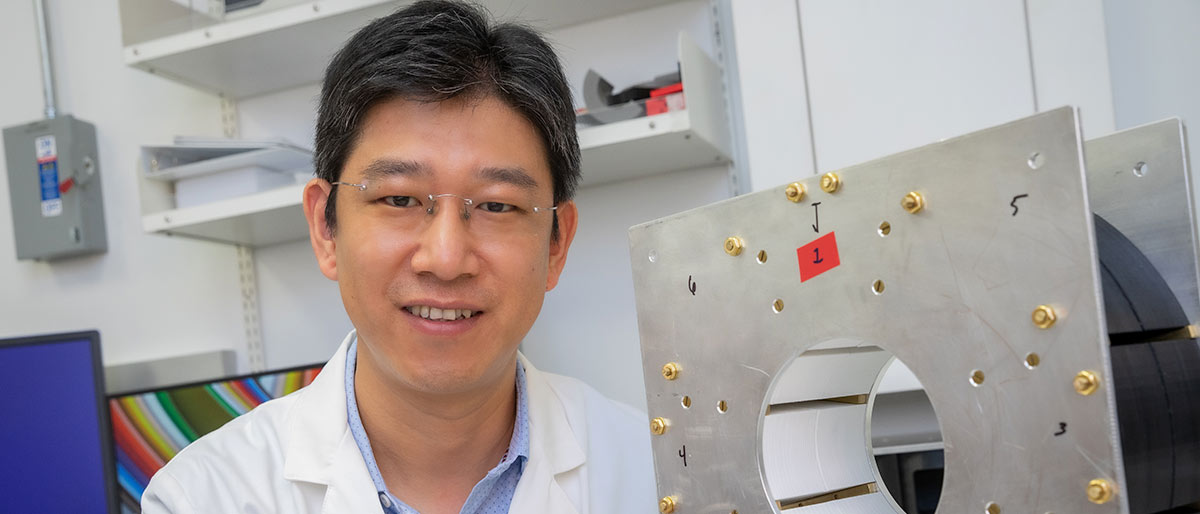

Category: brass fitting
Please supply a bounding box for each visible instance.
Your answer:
[1087,478,1115,504]
[1074,370,1100,395]
[820,172,841,193]
[650,417,669,435]
[659,496,678,513]
[1033,305,1057,329]
[785,182,805,202]
[724,236,744,256]
[901,192,925,214]
[661,362,681,381]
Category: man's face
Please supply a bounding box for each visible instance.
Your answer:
[302,95,577,395]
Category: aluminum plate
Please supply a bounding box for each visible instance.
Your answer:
[629,107,1128,513]
[1086,118,1200,327]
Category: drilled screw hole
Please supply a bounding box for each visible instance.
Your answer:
[872,280,885,295]
[717,400,728,413]
[772,299,784,313]
[681,396,691,409]
[986,502,1001,514]
[878,221,891,237]
[970,369,986,386]
[1025,352,1041,369]
[757,250,768,264]
[648,250,657,263]
[1028,152,1045,170]
[1134,161,1149,177]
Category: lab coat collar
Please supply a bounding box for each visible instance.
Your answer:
[282,331,358,486]
[280,331,587,513]
[511,353,586,513]
[282,331,380,512]
[518,353,586,476]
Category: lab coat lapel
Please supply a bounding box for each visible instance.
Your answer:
[279,331,381,513]
[320,430,384,513]
[510,452,580,513]
[510,354,586,514]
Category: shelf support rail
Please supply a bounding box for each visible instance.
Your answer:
[236,245,266,372]
[220,95,265,370]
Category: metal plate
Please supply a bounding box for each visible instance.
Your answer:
[1086,118,1200,328]
[630,108,1128,513]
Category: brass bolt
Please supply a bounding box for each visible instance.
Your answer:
[650,417,669,435]
[1087,478,1116,504]
[820,172,841,193]
[659,495,678,513]
[785,182,805,202]
[724,236,744,256]
[1074,370,1100,395]
[661,362,681,381]
[1033,305,1057,329]
[901,191,925,213]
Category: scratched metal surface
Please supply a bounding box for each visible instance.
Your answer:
[1085,118,1200,327]
[629,107,1129,513]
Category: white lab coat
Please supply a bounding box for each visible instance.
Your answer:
[141,331,656,513]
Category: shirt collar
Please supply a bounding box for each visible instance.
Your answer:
[343,336,530,504]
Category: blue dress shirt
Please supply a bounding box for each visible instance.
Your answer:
[345,338,530,514]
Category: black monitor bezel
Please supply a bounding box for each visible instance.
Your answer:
[0,330,118,514]
[107,361,326,399]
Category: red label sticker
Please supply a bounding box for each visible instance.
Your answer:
[797,232,840,282]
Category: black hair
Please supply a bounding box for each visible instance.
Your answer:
[314,0,579,239]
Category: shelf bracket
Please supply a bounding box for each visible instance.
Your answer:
[710,0,749,197]
[207,0,224,20]
[236,245,266,371]
[220,96,240,138]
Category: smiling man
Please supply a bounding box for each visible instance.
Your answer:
[141,1,654,513]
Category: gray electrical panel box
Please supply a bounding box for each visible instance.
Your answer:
[3,115,107,261]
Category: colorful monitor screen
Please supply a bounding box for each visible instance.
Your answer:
[0,330,117,513]
[108,362,322,511]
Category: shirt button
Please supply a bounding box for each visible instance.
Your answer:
[379,493,392,509]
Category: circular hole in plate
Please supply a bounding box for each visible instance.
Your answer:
[717,400,728,413]
[772,299,785,313]
[1025,352,1041,369]
[681,396,691,409]
[1134,161,1149,177]
[970,369,986,386]
[1028,152,1045,170]
[878,221,891,237]
[648,250,657,263]
[872,280,886,295]
[762,346,945,512]
[757,250,768,264]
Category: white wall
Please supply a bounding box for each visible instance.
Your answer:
[798,0,1036,172]
[1104,0,1200,151]
[0,1,248,367]
[727,0,1117,192]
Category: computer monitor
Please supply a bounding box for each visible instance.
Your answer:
[0,330,117,513]
[108,362,323,511]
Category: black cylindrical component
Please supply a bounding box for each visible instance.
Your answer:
[1096,214,1200,513]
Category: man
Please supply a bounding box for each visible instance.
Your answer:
[141,1,655,512]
